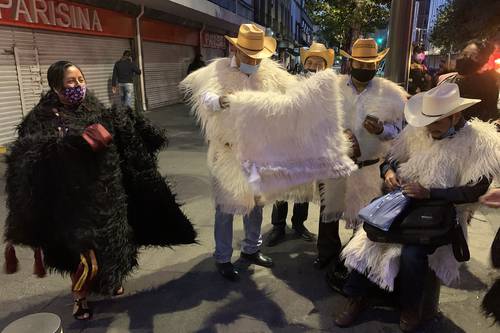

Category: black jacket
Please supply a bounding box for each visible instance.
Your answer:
[112,58,141,86]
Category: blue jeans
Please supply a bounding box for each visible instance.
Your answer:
[119,83,134,109]
[214,205,263,263]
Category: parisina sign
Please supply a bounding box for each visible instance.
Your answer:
[0,0,102,31]
[0,0,135,38]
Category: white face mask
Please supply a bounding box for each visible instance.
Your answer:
[239,62,260,75]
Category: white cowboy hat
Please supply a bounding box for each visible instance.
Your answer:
[225,24,276,59]
[300,42,335,68]
[340,38,389,63]
[404,83,481,127]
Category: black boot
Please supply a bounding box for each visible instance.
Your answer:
[315,221,341,269]
[266,227,286,247]
[216,262,240,281]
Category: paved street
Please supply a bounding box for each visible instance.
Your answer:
[0,104,499,333]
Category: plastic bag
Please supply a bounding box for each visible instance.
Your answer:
[358,189,410,231]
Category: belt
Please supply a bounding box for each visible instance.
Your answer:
[356,158,380,169]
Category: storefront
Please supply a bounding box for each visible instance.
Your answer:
[140,19,198,109]
[201,31,226,61]
[0,0,135,145]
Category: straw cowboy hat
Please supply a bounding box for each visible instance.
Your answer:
[340,38,389,63]
[404,83,481,127]
[300,42,335,68]
[225,24,276,59]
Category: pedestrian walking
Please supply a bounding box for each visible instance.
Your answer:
[112,50,141,109]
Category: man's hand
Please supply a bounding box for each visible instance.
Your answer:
[112,86,118,94]
[344,129,361,160]
[480,188,500,208]
[219,95,230,109]
[384,169,400,191]
[363,116,384,135]
[402,182,430,199]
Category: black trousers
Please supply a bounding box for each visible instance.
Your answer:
[271,201,309,228]
[344,245,437,309]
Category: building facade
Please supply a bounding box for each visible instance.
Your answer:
[253,0,313,70]
[0,0,258,144]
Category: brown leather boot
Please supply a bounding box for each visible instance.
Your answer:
[334,296,368,327]
[400,308,421,332]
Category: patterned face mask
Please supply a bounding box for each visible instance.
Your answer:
[62,85,86,105]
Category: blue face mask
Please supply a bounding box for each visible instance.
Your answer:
[437,126,456,139]
[239,62,260,75]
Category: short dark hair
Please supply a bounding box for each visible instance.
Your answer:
[123,50,131,57]
[47,61,84,91]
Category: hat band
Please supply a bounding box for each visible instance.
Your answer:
[238,38,265,51]
[421,111,444,117]
[351,54,379,58]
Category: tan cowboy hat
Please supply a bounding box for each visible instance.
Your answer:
[225,24,276,59]
[340,38,389,63]
[404,83,481,127]
[300,42,335,68]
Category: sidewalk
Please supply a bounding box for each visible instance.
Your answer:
[0,103,498,332]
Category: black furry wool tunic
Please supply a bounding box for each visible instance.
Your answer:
[4,91,196,294]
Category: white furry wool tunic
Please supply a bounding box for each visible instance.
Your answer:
[227,69,357,204]
[321,76,407,226]
[180,57,298,214]
[342,120,500,291]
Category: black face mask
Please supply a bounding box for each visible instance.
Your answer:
[351,68,377,83]
[455,57,481,75]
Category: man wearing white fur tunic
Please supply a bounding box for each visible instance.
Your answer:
[180,24,295,281]
[266,42,335,247]
[336,83,500,331]
[316,38,408,270]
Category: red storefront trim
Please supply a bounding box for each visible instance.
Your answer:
[0,0,135,38]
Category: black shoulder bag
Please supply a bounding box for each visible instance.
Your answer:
[364,199,470,262]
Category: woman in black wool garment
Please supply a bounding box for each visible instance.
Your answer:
[3,60,197,320]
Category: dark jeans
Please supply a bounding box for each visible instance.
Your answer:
[317,186,342,261]
[344,245,436,309]
[271,201,309,228]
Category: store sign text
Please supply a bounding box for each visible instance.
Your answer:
[0,0,102,32]
[202,32,226,49]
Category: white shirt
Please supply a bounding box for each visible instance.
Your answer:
[199,57,239,112]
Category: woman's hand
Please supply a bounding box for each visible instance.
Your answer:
[82,124,112,152]
[402,182,430,199]
[384,169,400,191]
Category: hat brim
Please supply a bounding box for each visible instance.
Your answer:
[300,48,334,68]
[404,94,481,127]
[339,48,389,63]
[225,36,276,59]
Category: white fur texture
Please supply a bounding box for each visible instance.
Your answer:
[228,69,357,200]
[321,76,408,226]
[342,120,500,290]
[180,58,302,214]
